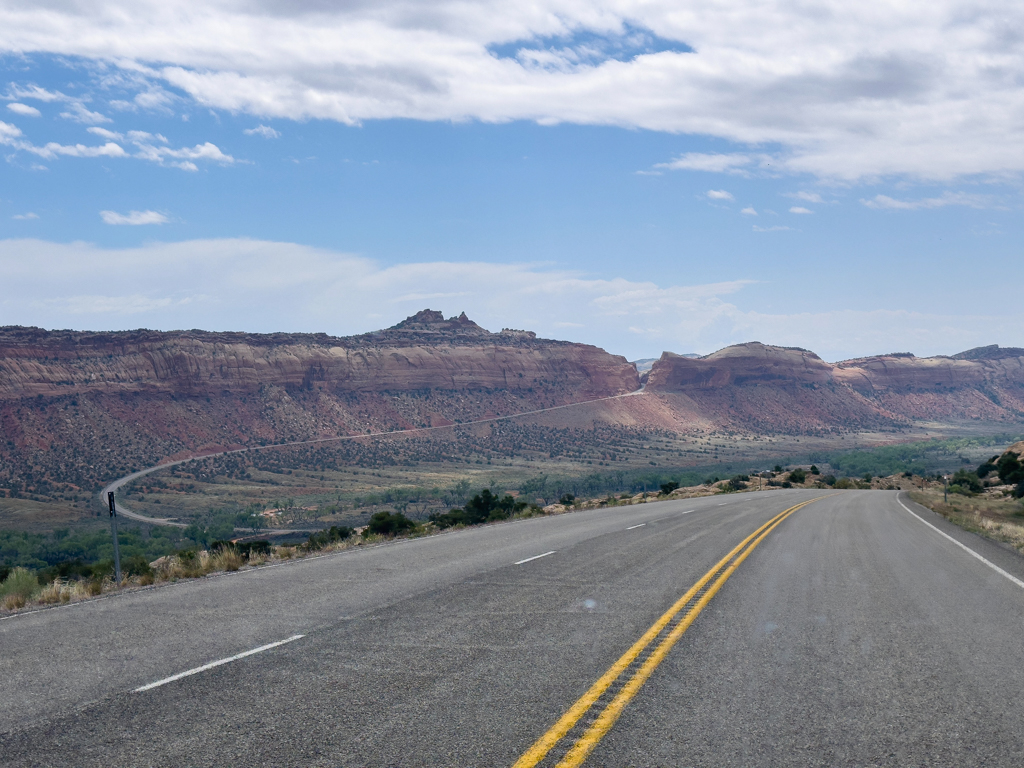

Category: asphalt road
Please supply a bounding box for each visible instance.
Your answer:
[3,490,1024,766]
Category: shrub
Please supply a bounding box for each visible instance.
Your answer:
[1,567,40,605]
[822,474,837,486]
[781,481,792,489]
[997,452,1024,485]
[659,481,680,496]
[430,489,527,529]
[727,476,747,491]
[559,493,576,507]
[210,547,244,572]
[364,511,416,537]
[1014,481,1024,499]
[810,465,820,475]
[122,554,153,578]
[950,469,982,494]
[306,527,353,551]
[834,478,855,489]
[976,456,999,478]
[789,468,807,484]
[863,473,873,482]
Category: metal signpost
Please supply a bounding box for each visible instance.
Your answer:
[107,491,122,584]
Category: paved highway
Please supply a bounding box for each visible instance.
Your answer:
[3,490,1024,766]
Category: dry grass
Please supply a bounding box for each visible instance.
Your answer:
[909,488,1024,550]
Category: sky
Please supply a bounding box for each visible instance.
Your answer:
[1,1,1022,363]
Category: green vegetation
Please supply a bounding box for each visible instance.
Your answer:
[0,525,185,572]
[429,489,530,529]
[811,434,1024,479]
[364,511,416,537]
[304,527,353,551]
[788,468,807,484]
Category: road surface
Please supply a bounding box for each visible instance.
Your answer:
[3,490,1024,766]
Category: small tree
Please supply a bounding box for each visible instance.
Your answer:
[660,481,680,496]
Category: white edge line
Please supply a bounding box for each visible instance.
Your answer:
[681,510,694,515]
[897,493,1024,590]
[625,523,646,530]
[515,551,556,565]
[133,634,305,693]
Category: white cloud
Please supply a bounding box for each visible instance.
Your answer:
[706,189,734,201]
[6,85,66,103]
[789,206,813,214]
[787,191,824,203]
[131,140,234,169]
[740,207,757,216]
[6,103,40,117]
[99,210,169,225]
[12,212,39,220]
[659,153,755,174]
[59,102,111,124]
[244,125,281,139]
[87,126,124,140]
[5,122,228,170]
[753,225,792,232]
[0,237,1015,362]
[3,2,1020,179]
[860,191,990,210]
[0,123,127,160]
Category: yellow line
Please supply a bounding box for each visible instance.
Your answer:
[512,497,824,768]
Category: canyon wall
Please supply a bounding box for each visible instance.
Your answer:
[646,342,1024,431]
[0,310,639,401]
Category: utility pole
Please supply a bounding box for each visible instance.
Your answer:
[107,491,122,584]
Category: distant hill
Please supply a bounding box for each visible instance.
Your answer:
[643,342,1024,434]
[0,314,1021,500]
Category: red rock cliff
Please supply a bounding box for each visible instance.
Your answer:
[0,310,640,400]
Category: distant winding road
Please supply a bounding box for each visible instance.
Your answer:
[99,387,646,530]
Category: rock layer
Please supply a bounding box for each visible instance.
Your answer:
[0,310,639,401]
[646,342,1024,429]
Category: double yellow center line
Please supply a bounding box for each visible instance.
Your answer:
[512,497,825,768]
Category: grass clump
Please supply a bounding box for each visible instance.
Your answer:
[1,567,39,610]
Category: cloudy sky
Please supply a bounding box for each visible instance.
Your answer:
[1,1,1022,362]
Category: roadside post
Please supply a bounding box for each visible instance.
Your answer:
[107,491,122,584]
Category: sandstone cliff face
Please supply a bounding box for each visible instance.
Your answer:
[646,343,1024,430]
[0,310,639,401]
[647,343,833,389]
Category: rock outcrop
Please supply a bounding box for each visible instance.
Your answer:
[645,343,1024,431]
[0,310,639,401]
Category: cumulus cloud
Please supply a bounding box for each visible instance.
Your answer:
[789,206,813,214]
[244,125,281,139]
[860,191,990,210]
[12,212,39,220]
[6,103,40,117]
[99,210,169,225]
[1,2,1021,179]
[787,191,824,203]
[5,121,231,170]
[706,189,734,201]
[740,207,757,215]
[753,225,791,232]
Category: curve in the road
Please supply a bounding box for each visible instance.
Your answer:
[100,388,646,530]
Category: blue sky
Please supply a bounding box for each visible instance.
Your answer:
[1,2,1022,362]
